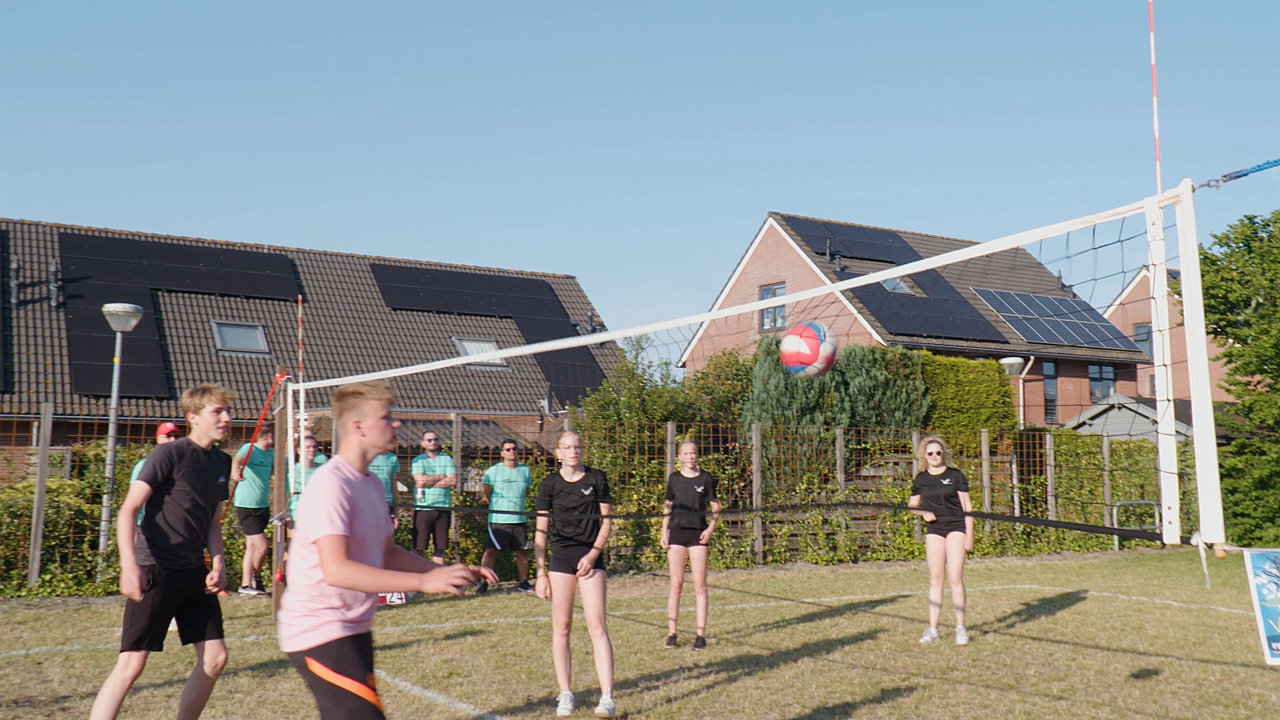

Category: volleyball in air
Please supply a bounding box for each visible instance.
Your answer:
[779,321,837,378]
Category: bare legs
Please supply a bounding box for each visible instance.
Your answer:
[482,547,529,582]
[667,544,710,636]
[924,532,967,629]
[90,640,227,720]
[241,533,268,588]
[549,570,614,697]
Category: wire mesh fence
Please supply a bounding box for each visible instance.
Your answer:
[2,412,1198,594]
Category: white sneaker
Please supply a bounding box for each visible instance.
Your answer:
[919,627,940,644]
[955,625,970,645]
[594,694,616,719]
[556,691,575,717]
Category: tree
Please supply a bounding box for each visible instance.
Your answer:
[1195,210,1280,546]
[684,349,754,424]
[576,336,694,426]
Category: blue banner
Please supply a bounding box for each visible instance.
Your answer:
[1243,549,1280,666]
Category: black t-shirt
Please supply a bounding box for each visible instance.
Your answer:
[910,467,970,521]
[665,470,718,530]
[134,437,232,569]
[535,466,612,549]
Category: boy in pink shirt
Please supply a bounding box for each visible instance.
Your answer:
[278,381,496,720]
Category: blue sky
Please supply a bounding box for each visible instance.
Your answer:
[2,1,1276,334]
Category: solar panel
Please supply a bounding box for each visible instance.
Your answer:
[972,288,1142,352]
[837,270,1007,343]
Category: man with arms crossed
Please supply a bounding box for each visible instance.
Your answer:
[411,431,456,563]
[231,423,274,596]
[478,438,534,594]
[277,382,495,720]
[90,385,235,720]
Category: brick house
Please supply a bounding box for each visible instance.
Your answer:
[680,213,1150,428]
[0,218,615,481]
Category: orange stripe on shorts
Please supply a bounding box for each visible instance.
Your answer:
[304,656,384,711]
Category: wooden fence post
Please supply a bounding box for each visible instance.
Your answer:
[911,431,921,544]
[271,381,288,621]
[752,423,763,565]
[1102,433,1112,528]
[1045,432,1056,522]
[835,427,846,491]
[665,422,677,478]
[452,412,463,561]
[26,402,54,588]
[980,428,991,533]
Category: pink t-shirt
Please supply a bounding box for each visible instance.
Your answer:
[277,455,392,653]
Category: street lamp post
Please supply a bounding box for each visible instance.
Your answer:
[96,303,144,579]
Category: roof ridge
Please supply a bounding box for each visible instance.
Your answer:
[0,217,577,280]
[770,211,979,246]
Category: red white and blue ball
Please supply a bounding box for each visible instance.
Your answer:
[779,321,837,378]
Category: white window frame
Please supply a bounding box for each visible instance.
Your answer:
[451,336,508,367]
[759,282,786,332]
[210,320,270,354]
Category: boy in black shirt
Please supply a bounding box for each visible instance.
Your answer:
[91,385,236,720]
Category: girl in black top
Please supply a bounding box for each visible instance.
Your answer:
[907,436,974,646]
[660,439,720,650]
[534,431,616,718]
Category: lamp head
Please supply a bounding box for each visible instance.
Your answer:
[999,356,1026,376]
[102,303,144,333]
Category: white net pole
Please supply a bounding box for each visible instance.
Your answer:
[1143,196,1181,544]
[1173,179,1226,545]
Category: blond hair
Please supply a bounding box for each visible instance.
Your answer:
[677,439,698,454]
[180,384,237,418]
[332,381,395,426]
[917,435,952,466]
[556,430,581,447]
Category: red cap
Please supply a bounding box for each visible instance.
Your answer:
[156,421,181,438]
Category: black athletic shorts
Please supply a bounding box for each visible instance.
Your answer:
[121,565,224,652]
[925,515,967,537]
[288,631,385,720]
[667,526,707,548]
[412,509,450,554]
[237,506,270,536]
[549,544,605,575]
[485,523,528,551]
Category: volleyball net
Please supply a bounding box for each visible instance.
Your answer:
[282,178,1225,564]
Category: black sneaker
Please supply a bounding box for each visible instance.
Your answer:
[664,634,678,649]
[516,580,534,593]
[254,577,269,596]
[475,581,489,595]
[692,635,707,651]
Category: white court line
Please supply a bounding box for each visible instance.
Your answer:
[376,669,508,720]
[1,583,1249,658]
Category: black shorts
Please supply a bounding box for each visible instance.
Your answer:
[412,509,450,554]
[925,517,967,537]
[485,523,528,551]
[549,544,605,575]
[121,565,224,652]
[668,526,707,547]
[288,632,385,720]
[237,506,270,536]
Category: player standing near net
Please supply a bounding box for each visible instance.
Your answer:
[289,435,322,525]
[478,438,534,594]
[90,385,235,720]
[660,439,720,650]
[411,430,456,562]
[231,423,274,596]
[278,382,495,720]
[128,421,182,525]
[535,431,617,718]
[368,449,401,524]
[907,436,974,646]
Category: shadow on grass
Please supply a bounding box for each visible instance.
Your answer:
[487,630,886,717]
[785,686,917,720]
[717,595,904,640]
[973,591,1087,633]
[1131,668,1162,680]
[439,628,488,641]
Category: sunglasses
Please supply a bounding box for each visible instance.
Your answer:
[925,450,943,457]
[423,437,440,442]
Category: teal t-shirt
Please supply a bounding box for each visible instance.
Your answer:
[129,458,148,524]
[368,452,400,505]
[288,461,321,517]
[233,443,275,509]
[411,453,454,508]
[483,462,532,524]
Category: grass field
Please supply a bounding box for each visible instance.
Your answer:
[2,548,1275,719]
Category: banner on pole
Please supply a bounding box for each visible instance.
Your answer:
[1243,549,1280,666]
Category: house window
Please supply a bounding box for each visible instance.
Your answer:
[1133,322,1152,356]
[1043,360,1058,424]
[211,321,269,353]
[452,337,506,366]
[759,282,786,331]
[1088,364,1115,403]
[881,276,919,296]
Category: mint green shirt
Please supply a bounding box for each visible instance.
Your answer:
[483,462,532,524]
[130,458,148,524]
[411,453,454,508]
[288,461,321,517]
[368,452,400,505]
[233,443,275,509]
